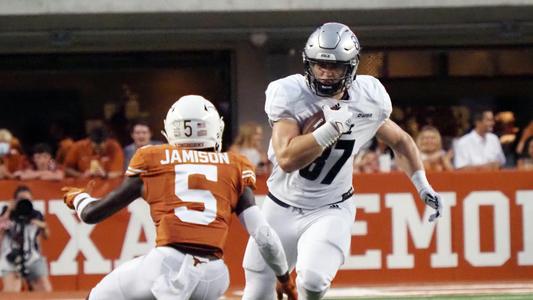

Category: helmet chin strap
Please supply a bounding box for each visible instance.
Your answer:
[314,78,346,97]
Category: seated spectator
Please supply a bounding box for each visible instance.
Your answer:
[353,150,380,174]
[517,136,533,170]
[64,126,124,179]
[13,143,64,181]
[229,122,270,175]
[0,129,28,179]
[374,137,395,172]
[416,126,453,172]
[123,120,161,169]
[494,111,519,167]
[516,120,533,155]
[453,109,505,170]
[55,137,74,166]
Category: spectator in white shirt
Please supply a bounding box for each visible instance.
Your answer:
[453,109,506,170]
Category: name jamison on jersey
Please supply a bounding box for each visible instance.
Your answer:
[160,149,230,165]
[125,144,256,257]
[265,74,392,209]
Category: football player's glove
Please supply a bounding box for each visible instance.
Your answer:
[276,273,297,300]
[420,187,442,222]
[322,104,353,134]
[61,180,96,210]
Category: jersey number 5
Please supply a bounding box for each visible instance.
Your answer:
[174,164,217,225]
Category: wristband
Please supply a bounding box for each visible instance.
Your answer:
[410,170,431,194]
[311,122,341,149]
[73,193,98,220]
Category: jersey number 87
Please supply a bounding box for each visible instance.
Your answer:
[299,139,355,184]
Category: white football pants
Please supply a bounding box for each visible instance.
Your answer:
[242,196,356,300]
[88,246,229,300]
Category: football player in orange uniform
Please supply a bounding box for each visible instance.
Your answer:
[62,95,297,300]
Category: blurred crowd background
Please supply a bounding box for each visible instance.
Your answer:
[1,102,532,182]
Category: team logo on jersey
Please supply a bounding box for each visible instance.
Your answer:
[356,113,372,118]
[193,256,206,266]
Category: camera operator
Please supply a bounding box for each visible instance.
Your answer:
[0,185,52,292]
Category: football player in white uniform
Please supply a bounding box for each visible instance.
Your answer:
[242,22,442,300]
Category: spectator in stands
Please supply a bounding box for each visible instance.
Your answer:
[64,126,124,179]
[48,121,75,166]
[55,137,74,166]
[517,136,533,170]
[405,116,420,139]
[123,120,161,169]
[0,186,52,292]
[416,126,453,172]
[453,109,505,170]
[0,129,28,179]
[353,150,380,173]
[13,143,64,181]
[374,137,395,172]
[494,111,519,167]
[229,122,270,175]
[516,120,533,156]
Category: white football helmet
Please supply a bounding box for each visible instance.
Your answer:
[303,22,360,97]
[162,95,225,151]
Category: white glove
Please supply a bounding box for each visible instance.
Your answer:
[419,187,442,222]
[411,170,442,222]
[322,104,353,134]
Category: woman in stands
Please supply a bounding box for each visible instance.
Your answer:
[416,126,454,172]
[229,122,271,175]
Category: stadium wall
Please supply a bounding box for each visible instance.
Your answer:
[0,170,532,291]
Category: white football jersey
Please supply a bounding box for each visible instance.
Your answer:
[264,74,392,209]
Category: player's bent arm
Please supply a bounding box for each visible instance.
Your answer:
[236,187,290,279]
[376,119,423,176]
[377,119,442,222]
[76,176,143,224]
[272,119,324,172]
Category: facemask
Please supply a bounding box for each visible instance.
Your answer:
[0,142,10,155]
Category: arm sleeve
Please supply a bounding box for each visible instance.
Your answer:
[238,206,288,276]
[125,148,147,177]
[264,81,296,126]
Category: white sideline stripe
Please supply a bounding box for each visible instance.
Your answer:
[231,282,533,298]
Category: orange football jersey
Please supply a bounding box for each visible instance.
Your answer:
[125,144,256,256]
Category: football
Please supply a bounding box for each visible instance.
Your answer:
[301,110,326,134]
